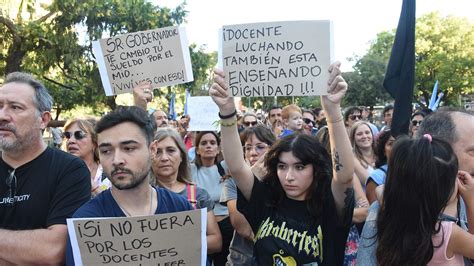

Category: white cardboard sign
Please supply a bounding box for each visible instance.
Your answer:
[93,26,193,96]
[220,20,333,97]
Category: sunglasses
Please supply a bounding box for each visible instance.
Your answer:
[411,120,423,126]
[349,115,362,121]
[63,131,87,140]
[5,169,16,206]
[303,118,315,125]
[243,121,258,127]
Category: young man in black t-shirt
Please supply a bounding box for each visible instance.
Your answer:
[0,73,91,264]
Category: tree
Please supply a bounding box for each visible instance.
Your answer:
[346,12,473,107]
[344,31,394,107]
[0,0,190,118]
[415,12,473,106]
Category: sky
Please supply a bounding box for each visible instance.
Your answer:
[158,0,472,71]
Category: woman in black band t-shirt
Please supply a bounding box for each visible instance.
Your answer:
[210,62,355,265]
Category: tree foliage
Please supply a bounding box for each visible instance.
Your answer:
[345,12,473,108]
[0,0,216,119]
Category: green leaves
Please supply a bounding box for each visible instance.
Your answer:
[345,12,473,108]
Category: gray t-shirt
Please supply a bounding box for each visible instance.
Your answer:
[191,162,229,216]
[220,178,254,265]
[177,185,214,211]
[220,177,238,203]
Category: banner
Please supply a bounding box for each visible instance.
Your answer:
[382,0,416,136]
[67,209,207,266]
[220,20,333,97]
[93,26,194,96]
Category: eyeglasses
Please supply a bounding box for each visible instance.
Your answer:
[5,169,16,206]
[349,115,362,121]
[63,131,87,140]
[243,144,268,153]
[243,121,258,127]
[411,120,423,126]
[303,118,314,125]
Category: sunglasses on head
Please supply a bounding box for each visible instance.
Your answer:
[303,118,314,125]
[349,115,362,121]
[411,120,423,126]
[63,131,87,140]
[243,121,258,127]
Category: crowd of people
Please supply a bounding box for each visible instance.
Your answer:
[0,61,473,265]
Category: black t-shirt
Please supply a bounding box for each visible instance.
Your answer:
[239,177,354,265]
[0,147,91,230]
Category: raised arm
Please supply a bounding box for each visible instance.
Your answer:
[133,81,153,110]
[322,62,354,218]
[210,69,254,200]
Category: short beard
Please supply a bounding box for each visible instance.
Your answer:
[0,129,38,152]
[114,171,149,190]
[111,159,151,190]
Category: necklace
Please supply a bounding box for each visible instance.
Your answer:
[111,187,154,217]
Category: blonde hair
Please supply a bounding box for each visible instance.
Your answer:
[281,104,302,120]
[349,121,375,169]
[63,118,99,162]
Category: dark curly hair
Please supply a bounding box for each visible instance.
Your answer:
[374,129,393,168]
[263,134,332,222]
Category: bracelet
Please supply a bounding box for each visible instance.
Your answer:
[326,116,343,124]
[220,118,237,127]
[218,109,237,119]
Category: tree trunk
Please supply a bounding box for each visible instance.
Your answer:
[5,39,26,74]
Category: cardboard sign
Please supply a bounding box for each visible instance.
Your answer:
[187,96,220,131]
[67,209,207,266]
[220,20,333,97]
[93,26,194,96]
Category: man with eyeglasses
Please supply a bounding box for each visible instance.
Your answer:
[0,72,90,264]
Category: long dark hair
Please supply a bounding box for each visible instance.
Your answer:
[263,134,332,221]
[376,136,458,265]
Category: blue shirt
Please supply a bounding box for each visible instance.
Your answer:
[66,187,192,265]
[366,164,388,186]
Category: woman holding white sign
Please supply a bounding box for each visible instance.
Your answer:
[209,62,354,265]
[150,128,222,256]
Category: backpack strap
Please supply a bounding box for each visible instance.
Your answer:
[216,161,226,177]
[187,183,198,209]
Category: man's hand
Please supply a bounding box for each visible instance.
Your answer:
[133,81,153,110]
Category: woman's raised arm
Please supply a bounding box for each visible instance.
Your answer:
[209,69,254,200]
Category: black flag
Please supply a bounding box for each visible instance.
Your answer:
[383,0,416,137]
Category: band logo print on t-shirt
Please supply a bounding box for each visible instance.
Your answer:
[0,194,30,205]
[255,217,324,264]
